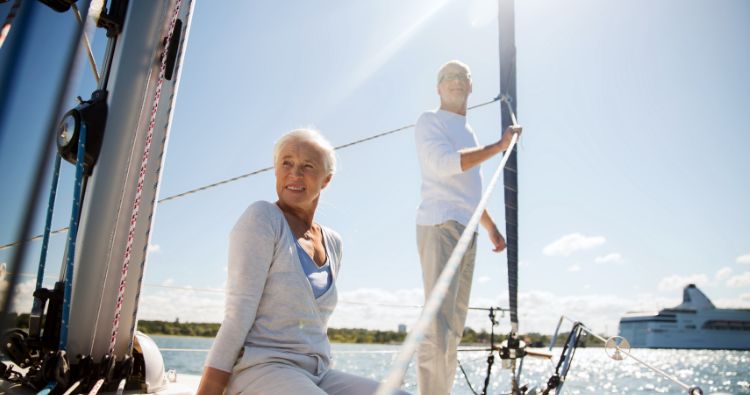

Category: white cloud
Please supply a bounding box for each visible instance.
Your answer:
[138,286,225,323]
[477,276,491,284]
[737,254,750,265]
[505,290,680,336]
[658,274,710,292]
[543,233,606,257]
[714,294,750,308]
[726,272,750,288]
[0,278,37,313]
[715,267,733,282]
[595,253,623,264]
[147,244,161,253]
[567,264,582,272]
[331,288,424,331]
[467,1,497,28]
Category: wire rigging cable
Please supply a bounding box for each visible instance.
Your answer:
[158,95,500,203]
[71,3,100,84]
[0,96,501,251]
[374,97,521,395]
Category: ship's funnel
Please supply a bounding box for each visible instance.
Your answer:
[675,284,714,310]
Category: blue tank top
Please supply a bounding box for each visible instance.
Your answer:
[294,240,332,298]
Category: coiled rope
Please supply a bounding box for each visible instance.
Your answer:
[374,97,520,395]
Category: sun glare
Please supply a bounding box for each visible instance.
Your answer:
[468,0,498,28]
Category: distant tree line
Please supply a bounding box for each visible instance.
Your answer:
[6,313,595,347]
[138,319,221,337]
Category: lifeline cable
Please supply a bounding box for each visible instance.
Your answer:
[374,131,521,395]
[0,95,502,250]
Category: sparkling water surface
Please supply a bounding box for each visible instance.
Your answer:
[153,336,750,394]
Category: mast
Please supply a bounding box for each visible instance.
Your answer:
[499,0,519,334]
[66,0,194,361]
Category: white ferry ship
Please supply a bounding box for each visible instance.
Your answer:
[619,284,750,350]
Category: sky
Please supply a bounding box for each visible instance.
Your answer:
[1,0,749,337]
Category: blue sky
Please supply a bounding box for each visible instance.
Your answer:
[1,0,749,336]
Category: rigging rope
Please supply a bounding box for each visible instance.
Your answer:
[71,3,100,84]
[59,123,87,351]
[107,0,183,357]
[0,96,501,251]
[374,104,520,395]
[35,154,61,291]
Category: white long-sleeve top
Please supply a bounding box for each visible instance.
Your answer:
[415,109,482,226]
[205,200,341,374]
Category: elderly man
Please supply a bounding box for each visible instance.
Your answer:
[414,60,521,395]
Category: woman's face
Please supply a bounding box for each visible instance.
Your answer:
[275,139,332,211]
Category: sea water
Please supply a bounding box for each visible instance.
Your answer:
[153,336,750,394]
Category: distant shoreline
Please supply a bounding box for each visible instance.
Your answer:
[8,314,594,347]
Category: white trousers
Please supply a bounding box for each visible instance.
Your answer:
[416,221,477,395]
[227,352,411,395]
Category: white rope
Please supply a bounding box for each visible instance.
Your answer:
[374,130,520,395]
[71,3,100,84]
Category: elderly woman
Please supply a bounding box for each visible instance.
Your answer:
[196,129,409,395]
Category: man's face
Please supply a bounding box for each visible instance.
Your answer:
[438,65,472,105]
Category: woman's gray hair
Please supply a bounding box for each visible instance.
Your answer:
[273,128,337,175]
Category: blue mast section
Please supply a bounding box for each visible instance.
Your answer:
[499,0,519,332]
